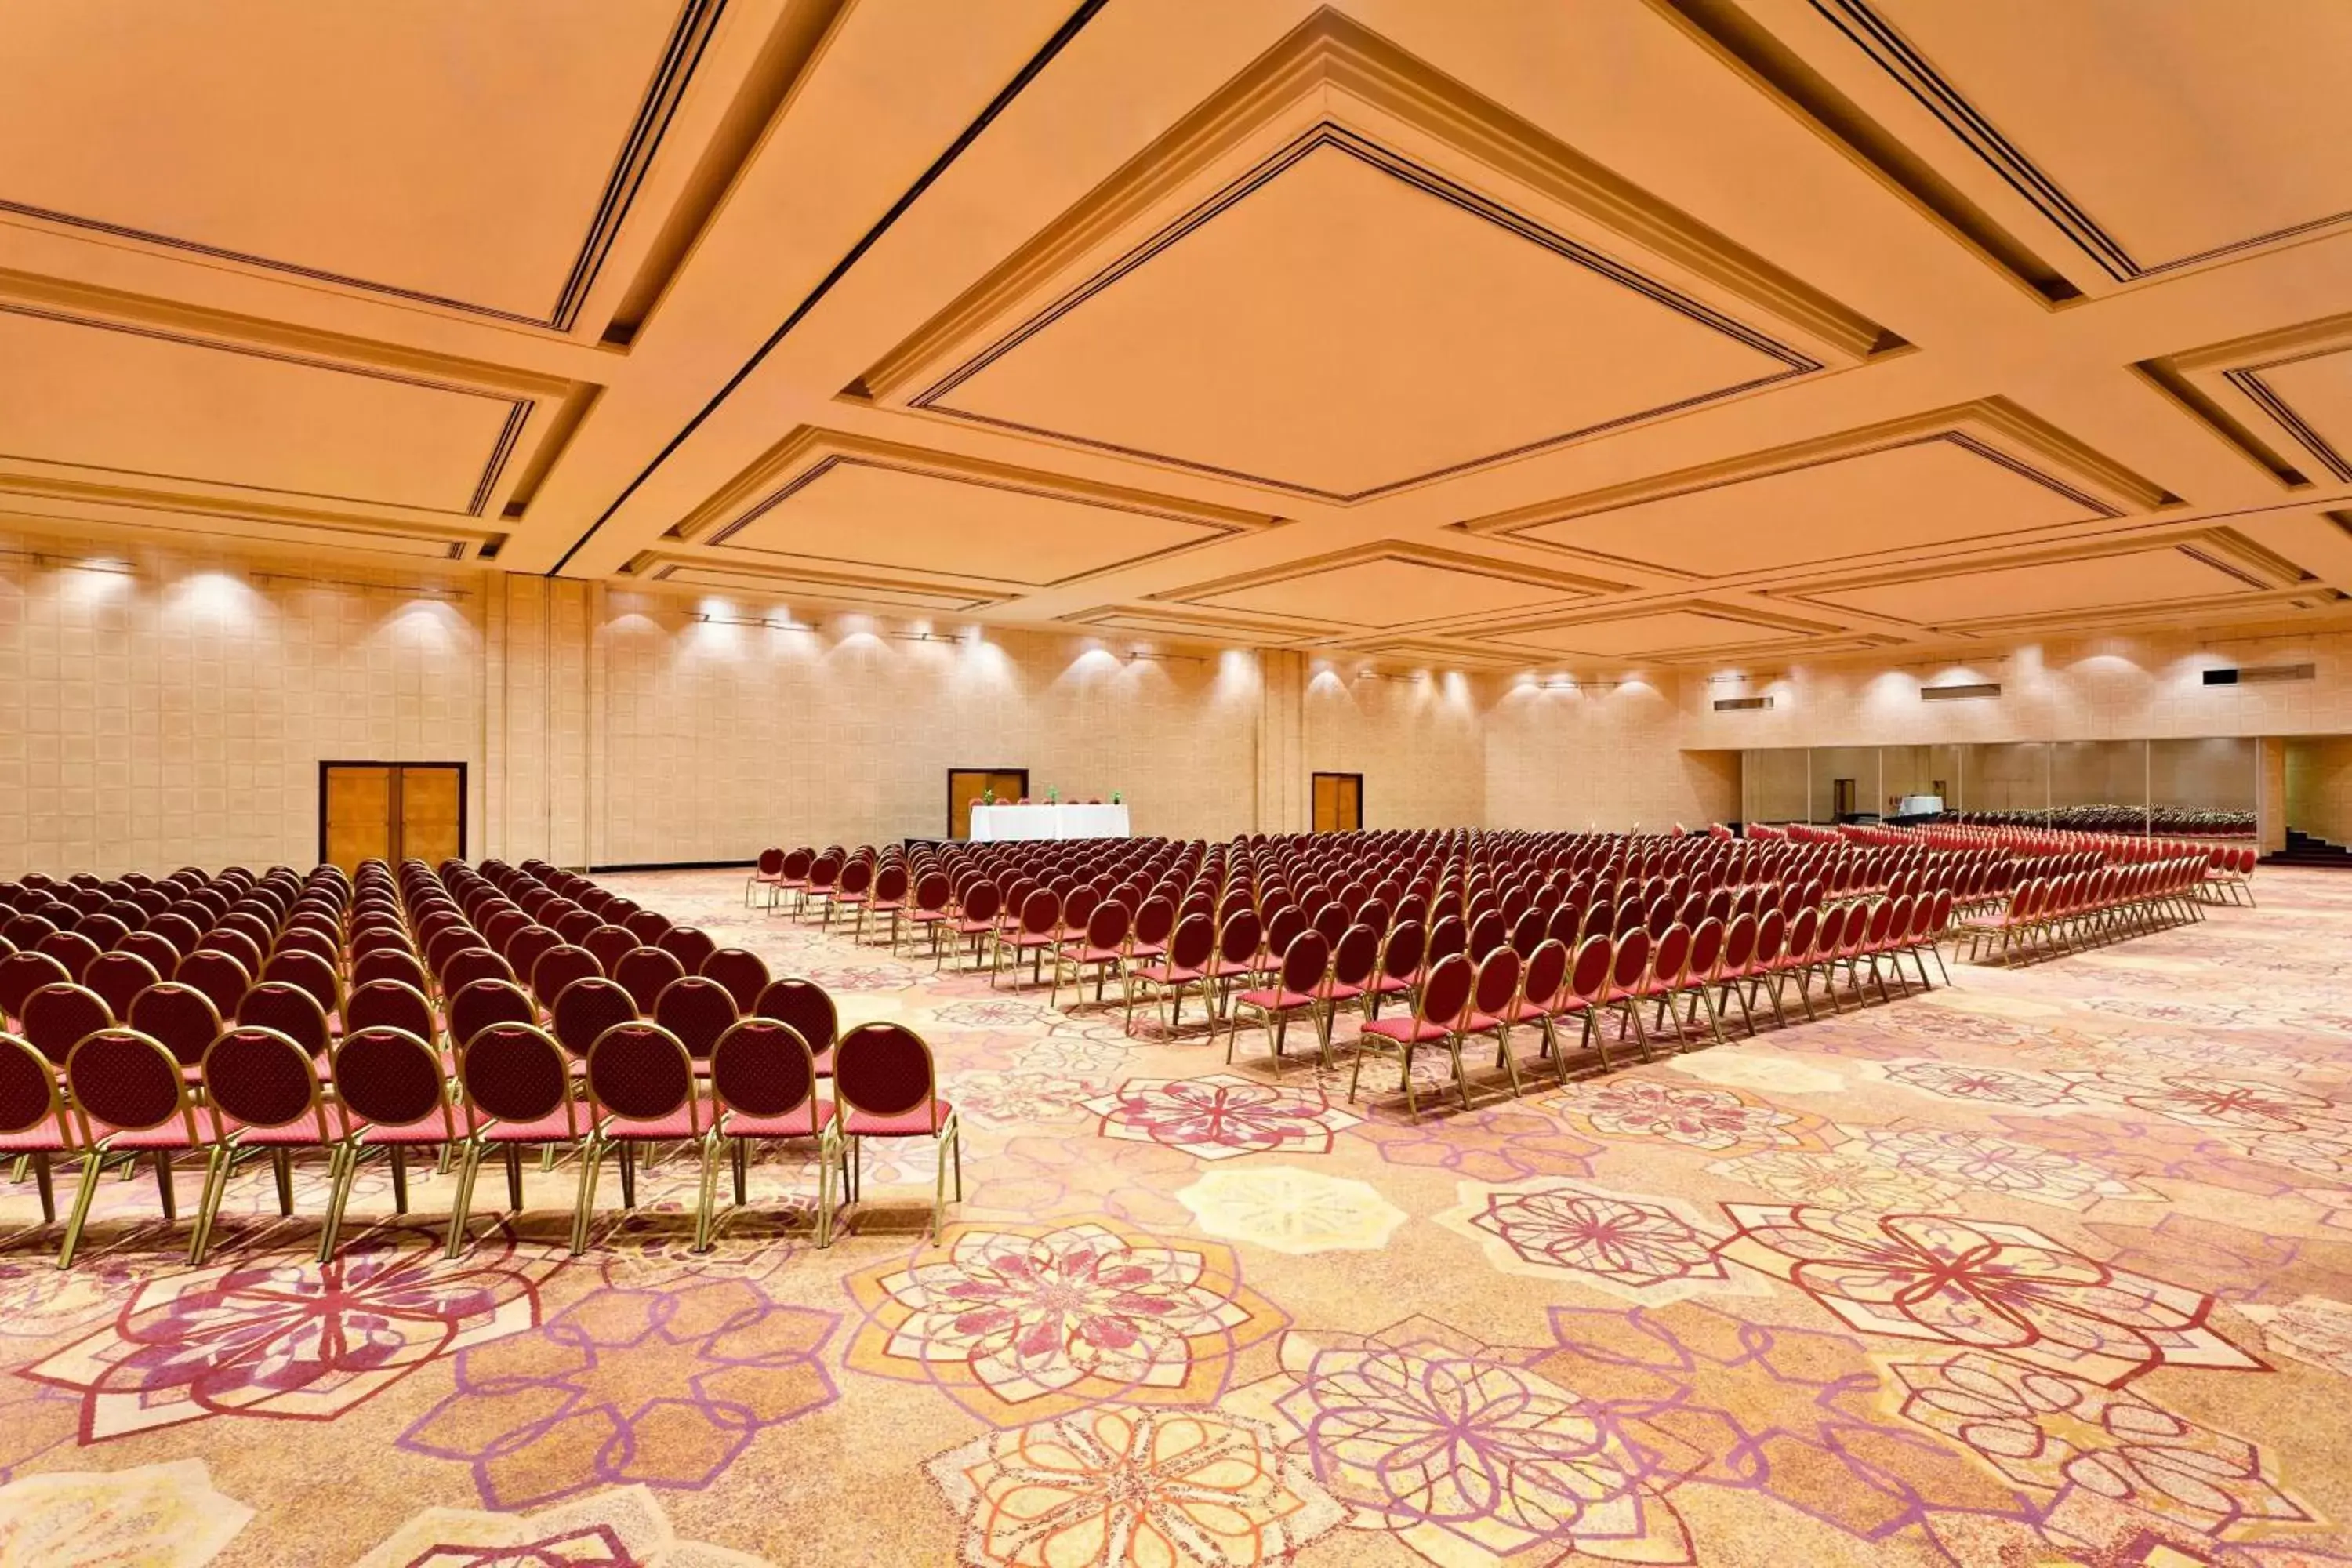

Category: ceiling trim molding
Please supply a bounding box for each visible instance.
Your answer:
[1813,0,2352,282]
[665,425,1280,590]
[1770,524,2313,614]
[1150,539,1627,633]
[632,550,1008,613]
[0,0,729,331]
[1060,601,1345,648]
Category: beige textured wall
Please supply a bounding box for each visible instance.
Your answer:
[0,529,484,877]
[1301,666,1486,829]
[595,593,1264,860]
[1483,677,1738,831]
[2285,737,2352,847]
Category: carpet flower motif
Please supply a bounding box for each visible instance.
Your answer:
[1356,1108,1601,1184]
[844,1219,1281,1424]
[26,1222,562,1439]
[1871,1058,2078,1111]
[1541,1303,2035,1547]
[1436,1177,1753,1304]
[1225,1316,1692,1565]
[2238,1294,2352,1378]
[952,1067,1111,1128]
[964,1134,1196,1229]
[1885,1348,2309,1541]
[351,1482,774,1566]
[1550,1076,1824,1152]
[1710,1148,1959,1211]
[0,1458,252,1565]
[1176,1165,1406,1255]
[1665,1050,1846,1096]
[1083,1074,1362,1161]
[1852,1127,2152,1210]
[398,1280,839,1508]
[1714,1205,2261,1386]
[927,1407,1342,1568]
[2054,1072,2339,1134]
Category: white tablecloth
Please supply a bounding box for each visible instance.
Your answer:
[967,804,1132,842]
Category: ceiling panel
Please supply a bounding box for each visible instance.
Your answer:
[1802,546,2258,625]
[709,459,1231,586]
[927,136,1806,500]
[1508,434,2107,576]
[1497,609,1814,659]
[0,0,706,324]
[1828,0,2352,278]
[0,306,526,514]
[2238,347,2352,483]
[1176,546,1606,629]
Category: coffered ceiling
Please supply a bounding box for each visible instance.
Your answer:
[5,0,2351,669]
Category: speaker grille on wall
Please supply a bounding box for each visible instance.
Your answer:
[2203,663,2315,685]
[1712,695,1773,711]
[1921,681,2000,701]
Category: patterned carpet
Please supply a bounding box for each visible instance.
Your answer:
[4,867,2352,1566]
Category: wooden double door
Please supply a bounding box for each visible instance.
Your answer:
[948,768,1029,840]
[1312,772,1363,833]
[320,762,466,873]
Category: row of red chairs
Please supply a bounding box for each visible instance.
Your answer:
[1955,859,2209,964]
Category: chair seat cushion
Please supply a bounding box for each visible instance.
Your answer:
[1367,974,1413,996]
[478,1110,584,1143]
[1066,946,1124,964]
[1124,941,1167,960]
[724,1100,834,1140]
[1236,987,1316,1011]
[0,1116,71,1152]
[103,1122,209,1150]
[1360,1017,1450,1045]
[231,1120,334,1148]
[355,1120,455,1146]
[843,1099,953,1137]
[1135,964,1202,985]
[599,1105,702,1142]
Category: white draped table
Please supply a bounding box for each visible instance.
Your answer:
[967,804,1132,842]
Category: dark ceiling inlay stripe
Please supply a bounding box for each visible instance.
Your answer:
[0,0,724,329]
[547,0,1115,575]
[1813,0,2352,281]
[2226,367,2352,484]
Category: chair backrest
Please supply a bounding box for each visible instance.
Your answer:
[831,1022,942,1131]
[653,975,738,1061]
[1722,913,1759,974]
[958,881,1003,925]
[66,1028,195,1141]
[74,913,129,952]
[261,948,341,1018]
[237,980,332,1058]
[116,929,181,981]
[448,977,536,1051]
[441,946,516,996]
[550,975,638,1059]
[23,982,114,1065]
[1519,938,1569,1010]
[531,944,603,1007]
[582,924,638,974]
[1378,920,1427,982]
[1083,902,1131,953]
[751,977,838,1056]
[586,1022,704,1133]
[872,864,910,904]
[35,929,103,982]
[1568,935,1614,1001]
[502,924,563,985]
[273,924,339,967]
[127,981,224,1067]
[613,946,688,1014]
[346,978,436,1044]
[1784,905,1820,962]
[699,948,771,1014]
[1018,889,1062,938]
[1275,929,1331,995]
[1686,917,1726,982]
[1164,913,1216,971]
[1427,913,1467,964]
[1472,946,1523,1017]
[1217,909,1261,967]
[1417,953,1475,1028]
[656,925,719,972]
[332,1026,456,1139]
[1467,910,1509,961]
[1611,927,1653,991]
[82,949,160,1021]
[709,1019,822,1136]
[457,1022,579,1135]
[836,860,873,898]
[554,907,603,946]
[203,1025,332,1140]
[0,1031,62,1138]
[1330,924,1380,990]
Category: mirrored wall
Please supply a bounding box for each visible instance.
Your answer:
[1740,738,2257,830]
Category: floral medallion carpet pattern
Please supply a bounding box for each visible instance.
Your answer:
[0,866,2347,1565]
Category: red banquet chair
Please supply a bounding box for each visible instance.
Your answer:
[321,1025,462,1261]
[700,948,771,1015]
[446,1022,591,1259]
[653,975,738,1068]
[23,982,114,1068]
[1124,913,1215,1033]
[699,1018,841,1249]
[613,946,687,1016]
[0,1030,74,1224]
[832,1022,959,1240]
[60,1027,213,1267]
[753,978,838,1076]
[1225,928,1330,1072]
[572,1021,711,1254]
[656,925,720,975]
[1353,951,1475,1120]
[187,1025,339,1265]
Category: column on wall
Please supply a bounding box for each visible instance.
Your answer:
[484,576,601,867]
[1256,649,1308,833]
[2257,737,2287,855]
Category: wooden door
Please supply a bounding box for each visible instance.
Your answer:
[1832,778,1857,820]
[1312,772,1363,833]
[320,762,467,871]
[398,765,464,865]
[322,766,394,873]
[947,768,1029,840]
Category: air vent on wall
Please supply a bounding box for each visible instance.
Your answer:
[1712,695,1774,711]
[2204,662,2315,686]
[1922,681,2000,702]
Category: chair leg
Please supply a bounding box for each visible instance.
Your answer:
[505,1145,524,1211]
[151,1150,178,1221]
[57,1150,108,1269]
[732,1138,749,1207]
[271,1149,295,1217]
[692,1135,721,1254]
[390,1147,409,1214]
[569,1138,603,1257]
[317,1143,355,1265]
[1625,1001,1656,1063]
[618,1142,637,1210]
[445,1141,485,1261]
[1446,1036,1473,1111]
[31,1152,55,1225]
